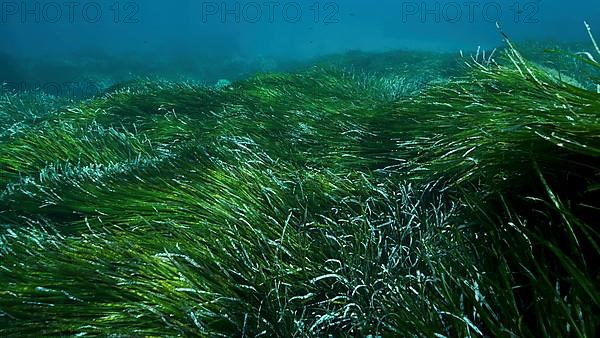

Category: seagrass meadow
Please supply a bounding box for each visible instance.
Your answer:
[1,37,599,337]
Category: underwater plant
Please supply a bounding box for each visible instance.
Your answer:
[0,26,599,337]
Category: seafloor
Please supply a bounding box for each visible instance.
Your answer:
[0,40,599,337]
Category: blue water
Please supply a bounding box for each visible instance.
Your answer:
[1,0,600,94]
